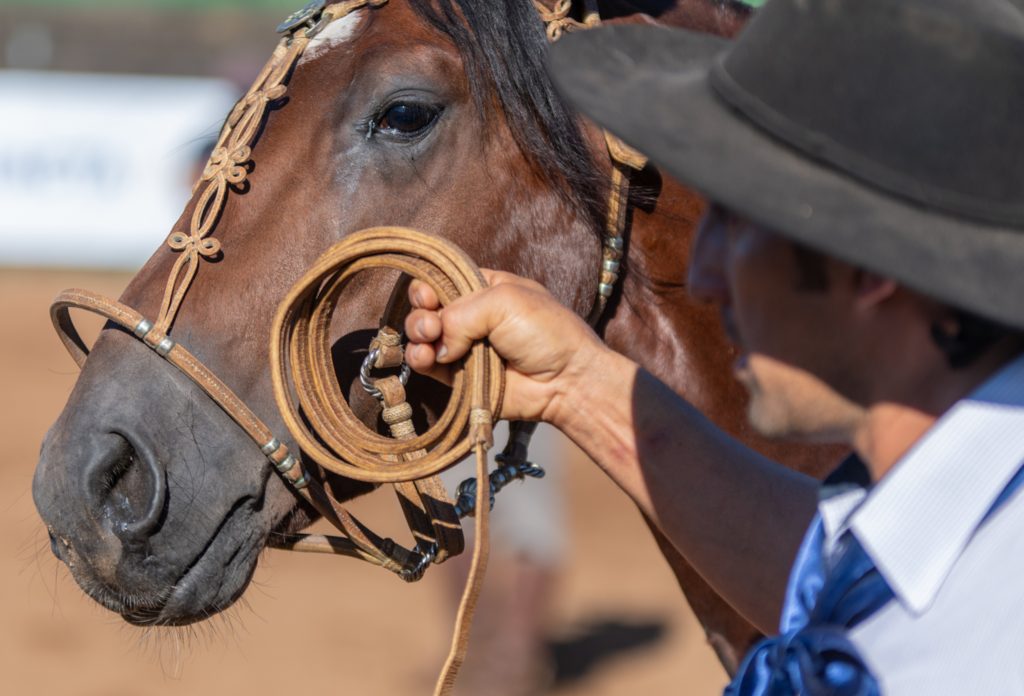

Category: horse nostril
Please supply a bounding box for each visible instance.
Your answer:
[84,434,168,546]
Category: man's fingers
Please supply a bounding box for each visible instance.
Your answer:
[410,272,536,312]
[405,308,443,343]
[408,272,554,379]
[431,284,523,364]
[405,309,452,384]
[406,343,454,386]
[406,290,494,367]
[408,279,440,310]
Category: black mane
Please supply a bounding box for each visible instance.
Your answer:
[409,0,607,229]
[639,0,755,15]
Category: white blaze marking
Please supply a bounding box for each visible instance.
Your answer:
[298,10,365,65]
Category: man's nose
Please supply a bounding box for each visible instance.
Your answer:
[688,211,730,305]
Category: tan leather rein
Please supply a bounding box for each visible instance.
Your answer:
[49,1,645,693]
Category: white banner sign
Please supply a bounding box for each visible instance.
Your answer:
[0,70,237,269]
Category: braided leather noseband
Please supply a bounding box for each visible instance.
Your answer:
[49,1,646,692]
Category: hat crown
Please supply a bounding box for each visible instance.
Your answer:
[713,0,1024,227]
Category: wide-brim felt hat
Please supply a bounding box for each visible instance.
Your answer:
[548,0,1024,330]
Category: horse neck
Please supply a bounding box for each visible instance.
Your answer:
[603,177,845,473]
[600,180,751,430]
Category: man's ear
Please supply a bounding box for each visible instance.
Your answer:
[852,268,898,310]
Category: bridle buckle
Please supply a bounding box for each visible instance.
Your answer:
[276,0,327,36]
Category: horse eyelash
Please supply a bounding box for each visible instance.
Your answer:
[360,118,377,140]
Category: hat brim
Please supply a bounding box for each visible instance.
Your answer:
[549,24,1024,330]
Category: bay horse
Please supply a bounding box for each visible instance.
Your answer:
[32,0,835,676]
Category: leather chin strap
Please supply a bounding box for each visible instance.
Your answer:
[49,1,647,693]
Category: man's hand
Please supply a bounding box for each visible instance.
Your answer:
[407,269,819,634]
[404,270,613,425]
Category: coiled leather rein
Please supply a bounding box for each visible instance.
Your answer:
[273,228,503,485]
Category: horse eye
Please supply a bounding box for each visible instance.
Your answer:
[376,102,439,135]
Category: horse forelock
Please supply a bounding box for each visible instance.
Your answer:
[408,0,607,232]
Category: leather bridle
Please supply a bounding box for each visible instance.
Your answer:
[49,0,646,692]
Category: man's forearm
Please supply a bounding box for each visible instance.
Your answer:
[551,348,820,633]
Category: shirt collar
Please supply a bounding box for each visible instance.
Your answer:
[847,353,1024,615]
[817,455,870,556]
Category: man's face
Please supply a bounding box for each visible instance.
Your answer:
[688,203,865,442]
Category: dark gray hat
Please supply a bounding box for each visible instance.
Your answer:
[549,0,1024,329]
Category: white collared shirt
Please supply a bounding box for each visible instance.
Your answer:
[793,354,1024,694]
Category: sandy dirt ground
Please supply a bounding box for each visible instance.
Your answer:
[0,267,727,696]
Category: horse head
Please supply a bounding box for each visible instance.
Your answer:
[32,0,617,627]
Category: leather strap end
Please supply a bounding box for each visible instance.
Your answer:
[370,327,406,369]
[469,408,494,449]
[605,131,648,171]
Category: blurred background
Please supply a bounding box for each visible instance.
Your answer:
[0,1,728,693]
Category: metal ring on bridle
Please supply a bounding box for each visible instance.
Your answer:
[359,347,411,400]
[398,542,438,583]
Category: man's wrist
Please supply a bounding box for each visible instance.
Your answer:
[546,343,639,438]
